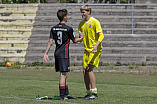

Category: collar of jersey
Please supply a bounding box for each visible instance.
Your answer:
[85,17,93,23]
[59,23,65,25]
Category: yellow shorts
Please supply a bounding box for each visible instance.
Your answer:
[83,50,102,68]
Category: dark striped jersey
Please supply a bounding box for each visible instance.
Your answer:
[50,23,75,59]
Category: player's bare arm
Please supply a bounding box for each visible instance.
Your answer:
[43,38,53,62]
[72,32,84,43]
[91,32,104,53]
[91,41,100,53]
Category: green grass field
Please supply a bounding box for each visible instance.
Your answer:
[0,68,157,104]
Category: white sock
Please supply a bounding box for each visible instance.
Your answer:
[91,88,97,91]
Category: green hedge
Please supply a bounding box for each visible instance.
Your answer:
[1,0,47,3]
[0,0,78,3]
[57,0,77,3]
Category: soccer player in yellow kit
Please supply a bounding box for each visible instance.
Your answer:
[78,5,104,99]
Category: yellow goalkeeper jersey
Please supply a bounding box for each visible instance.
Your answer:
[78,17,104,52]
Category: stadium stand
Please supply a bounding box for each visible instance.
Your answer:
[0,2,157,65]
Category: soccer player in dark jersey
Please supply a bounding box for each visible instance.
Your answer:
[43,9,84,100]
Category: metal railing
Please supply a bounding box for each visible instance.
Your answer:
[67,4,134,34]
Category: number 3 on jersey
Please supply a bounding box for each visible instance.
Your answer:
[57,31,62,44]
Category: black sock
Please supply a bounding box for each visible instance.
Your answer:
[65,85,69,95]
[59,86,65,98]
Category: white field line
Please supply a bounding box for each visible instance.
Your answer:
[96,83,157,89]
[0,85,58,87]
[0,96,78,104]
[24,80,157,89]
[1,79,157,89]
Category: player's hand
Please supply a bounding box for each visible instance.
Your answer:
[83,68,86,76]
[43,54,49,62]
[91,45,97,53]
[83,66,89,76]
[79,32,84,39]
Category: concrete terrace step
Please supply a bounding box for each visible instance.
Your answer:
[0,47,27,54]
[102,47,157,54]
[134,4,157,9]
[36,9,157,16]
[0,16,35,23]
[0,29,32,35]
[24,60,83,65]
[27,40,81,47]
[25,52,83,61]
[104,34,157,41]
[24,52,157,65]
[33,16,157,24]
[0,34,30,41]
[0,40,29,47]
[107,22,156,28]
[67,4,157,9]
[0,53,26,62]
[104,28,157,34]
[69,22,157,28]
[27,33,157,41]
[34,17,58,24]
[103,41,157,47]
[37,4,66,10]
[34,21,133,28]
[0,22,33,29]
[27,41,157,50]
[69,9,157,16]
[32,22,157,34]
[26,34,156,46]
[133,28,157,34]
[100,54,157,63]
[0,10,37,17]
[134,22,157,28]
[0,4,38,11]
[29,34,49,40]
[31,27,157,34]
[69,16,157,23]
[25,46,157,55]
[26,46,84,53]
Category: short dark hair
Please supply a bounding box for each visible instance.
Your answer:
[57,9,68,21]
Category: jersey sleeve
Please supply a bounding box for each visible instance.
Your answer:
[78,23,84,42]
[78,23,82,33]
[95,20,103,33]
[49,28,53,39]
[95,20,104,42]
[69,27,75,40]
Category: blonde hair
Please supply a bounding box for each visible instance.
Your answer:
[80,5,91,14]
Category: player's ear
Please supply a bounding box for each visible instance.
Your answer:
[88,10,91,15]
[63,15,68,21]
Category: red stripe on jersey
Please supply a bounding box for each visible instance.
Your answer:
[72,37,76,41]
[65,39,70,58]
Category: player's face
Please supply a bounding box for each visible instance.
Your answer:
[81,10,90,20]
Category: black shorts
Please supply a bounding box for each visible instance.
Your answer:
[55,58,70,72]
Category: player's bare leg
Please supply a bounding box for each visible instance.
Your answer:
[84,64,98,99]
[60,72,68,86]
[59,72,68,100]
[59,72,76,100]
[84,67,91,91]
[88,64,96,89]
